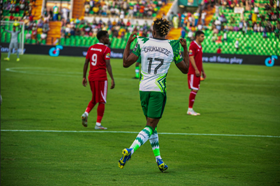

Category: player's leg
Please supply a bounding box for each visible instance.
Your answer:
[96,103,105,123]
[149,126,168,172]
[134,62,140,79]
[132,92,165,151]
[81,81,97,127]
[4,43,12,61]
[15,43,20,61]
[149,127,161,161]
[187,74,200,116]
[119,92,168,172]
[95,103,107,129]
[118,92,154,169]
[118,119,156,169]
[95,80,108,130]
[147,92,168,172]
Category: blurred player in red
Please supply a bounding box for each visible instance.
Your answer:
[187,31,206,116]
[81,31,115,129]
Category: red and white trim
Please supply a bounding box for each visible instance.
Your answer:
[194,41,202,48]
[189,74,199,90]
[190,91,197,95]
[101,80,107,103]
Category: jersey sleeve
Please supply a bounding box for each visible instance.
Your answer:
[132,40,141,57]
[189,43,196,57]
[170,40,183,64]
[136,55,141,63]
[104,47,111,60]
[85,47,91,60]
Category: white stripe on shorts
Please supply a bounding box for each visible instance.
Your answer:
[190,74,199,90]
[101,80,107,103]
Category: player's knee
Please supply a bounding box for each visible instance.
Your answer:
[146,118,160,130]
[191,89,198,93]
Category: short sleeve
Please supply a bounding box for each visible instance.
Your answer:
[136,55,141,63]
[189,43,196,57]
[104,47,111,60]
[132,41,141,57]
[86,47,91,59]
[170,40,183,64]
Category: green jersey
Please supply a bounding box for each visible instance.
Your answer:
[132,37,183,93]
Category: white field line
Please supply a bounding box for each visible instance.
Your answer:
[4,67,135,80]
[5,67,280,82]
[1,129,280,138]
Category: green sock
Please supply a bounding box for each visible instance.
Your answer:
[130,126,154,153]
[149,128,162,160]
[135,66,140,78]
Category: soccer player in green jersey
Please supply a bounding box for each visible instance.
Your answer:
[118,18,190,172]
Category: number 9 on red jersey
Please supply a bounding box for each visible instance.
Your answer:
[86,43,111,81]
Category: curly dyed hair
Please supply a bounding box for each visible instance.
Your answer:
[153,18,171,37]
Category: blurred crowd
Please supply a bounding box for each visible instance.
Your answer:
[176,0,280,41]
[0,0,49,44]
[4,0,279,50]
[1,0,36,21]
[61,17,153,40]
[84,0,167,18]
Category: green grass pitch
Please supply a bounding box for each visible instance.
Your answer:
[1,54,280,185]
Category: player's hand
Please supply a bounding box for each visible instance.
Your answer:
[179,38,187,49]
[128,31,137,44]
[110,79,115,89]
[202,71,206,79]
[195,70,200,77]
[82,78,87,87]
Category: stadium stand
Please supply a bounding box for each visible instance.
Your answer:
[83,0,165,19]
[1,0,279,56]
[179,0,280,55]
[1,0,42,20]
[72,0,85,19]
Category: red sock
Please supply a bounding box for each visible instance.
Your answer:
[85,100,96,113]
[97,103,105,123]
[188,91,197,109]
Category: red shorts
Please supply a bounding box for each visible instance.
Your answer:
[89,80,108,103]
[188,74,200,90]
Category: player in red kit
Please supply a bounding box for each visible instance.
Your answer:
[81,31,115,129]
[187,31,206,116]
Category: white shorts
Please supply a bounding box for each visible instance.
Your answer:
[9,42,18,49]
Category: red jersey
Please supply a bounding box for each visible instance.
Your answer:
[86,43,111,81]
[188,41,203,74]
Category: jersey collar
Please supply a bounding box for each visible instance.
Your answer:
[97,43,104,45]
[194,41,202,48]
[151,37,167,40]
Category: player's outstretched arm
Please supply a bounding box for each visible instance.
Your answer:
[4,29,11,33]
[18,26,22,33]
[123,32,139,68]
[82,59,90,87]
[106,60,115,89]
